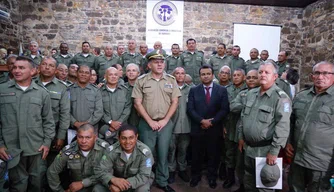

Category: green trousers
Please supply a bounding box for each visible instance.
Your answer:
[8,153,46,192]
[138,118,173,187]
[168,133,190,172]
[289,162,332,192]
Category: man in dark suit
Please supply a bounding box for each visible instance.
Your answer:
[187,64,230,189]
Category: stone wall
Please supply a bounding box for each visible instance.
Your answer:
[0,0,21,50]
[0,0,333,86]
[300,0,334,87]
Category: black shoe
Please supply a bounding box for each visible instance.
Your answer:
[167,172,175,184]
[157,185,175,192]
[190,177,201,187]
[219,162,227,180]
[223,178,235,188]
[208,179,217,189]
[233,184,244,192]
[178,171,190,182]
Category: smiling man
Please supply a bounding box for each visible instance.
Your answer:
[0,56,55,191]
[95,124,154,192]
[54,43,72,66]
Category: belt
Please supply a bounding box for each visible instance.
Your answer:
[152,118,163,121]
[245,140,272,147]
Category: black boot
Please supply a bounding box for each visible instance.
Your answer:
[168,172,175,184]
[219,162,227,180]
[223,168,235,188]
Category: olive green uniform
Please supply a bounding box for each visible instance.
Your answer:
[0,80,55,191]
[132,72,181,187]
[99,83,132,144]
[35,77,70,165]
[47,138,109,192]
[225,83,247,169]
[0,72,9,84]
[69,83,103,129]
[53,54,73,66]
[25,53,43,65]
[229,56,246,75]
[165,55,179,74]
[240,84,291,191]
[208,54,232,78]
[125,82,140,127]
[120,52,143,69]
[288,85,334,192]
[94,141,154,192]
[276,61,289,77]
[168,84,191,172]
[245,59,263,73]
[177,50,205,85]
[94,55,121,82]
[70,53,97,70]
[276,78,292,98]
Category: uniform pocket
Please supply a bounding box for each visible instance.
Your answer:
[317,105,334,124]
[258,105,273,123]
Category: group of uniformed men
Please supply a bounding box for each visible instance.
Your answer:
[0,38,333,192]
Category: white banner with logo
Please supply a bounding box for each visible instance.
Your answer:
[146,0,184,54]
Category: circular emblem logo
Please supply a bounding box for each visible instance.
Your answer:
[152,0,178,26]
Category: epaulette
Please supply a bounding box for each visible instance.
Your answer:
[62,142,77,154]
[96,138,109,149]
[107,142,119,152]
[240,90,248,97]
[137,73,147,80]
[276,78,289,86]
[197,50,204,55]
[276,89,289,98]
[166,74,175,79]
[56,79,68,88]
[36,83,50,93]
[120,83,129,90]
[137,141,151,157]
[90,83,98,89]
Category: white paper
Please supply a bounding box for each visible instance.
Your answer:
[255,157,283,189]
[67,129,77,144]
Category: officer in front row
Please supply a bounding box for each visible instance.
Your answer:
[239,62,291,191]
[47,124,109,192]
[94,124,154,192]
[132,50,181,192]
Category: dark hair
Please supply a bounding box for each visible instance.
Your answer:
[77,65,92,73]
[199,64,213,75]
[78,123,96,134]
[281,51,288,57]
[233,45,240,49]
[51,48,57,52]
[94,47,101,55]
[171,44,179,48]
[186,38,196,45]
[286,68,299,85]
[118,124,138,136]
[218,43,226,49]
[82,41,91,47]
[16,56,36,68]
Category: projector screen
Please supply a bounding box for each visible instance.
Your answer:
[233,23,281,62]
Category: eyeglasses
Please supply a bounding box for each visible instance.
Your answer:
[246,76,258,80]
[312,71,334,77]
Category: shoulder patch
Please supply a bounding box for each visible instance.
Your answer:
[57,79,68,87]
[120,84,129,90]
[137,74,147,80]
[108,145,114,152]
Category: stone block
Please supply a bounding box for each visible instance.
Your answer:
[33,24,48,29]
[86,12,103,17]
[43,34,56,40]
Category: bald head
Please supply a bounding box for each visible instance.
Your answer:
[105,67,119,86]
[154,41,162,50]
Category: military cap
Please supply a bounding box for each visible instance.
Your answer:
[260,164,280,187]
[146,49,165,61]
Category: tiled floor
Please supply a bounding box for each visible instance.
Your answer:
[150,168,241,192]
[150,166,290,192]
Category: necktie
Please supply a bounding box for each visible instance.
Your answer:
[205,87,211,104]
